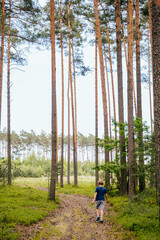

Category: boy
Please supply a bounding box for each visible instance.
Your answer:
[92,179,108,224]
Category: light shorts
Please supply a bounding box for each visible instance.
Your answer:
[95,200,105,210]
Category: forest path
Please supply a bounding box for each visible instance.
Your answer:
[18,190,133,240]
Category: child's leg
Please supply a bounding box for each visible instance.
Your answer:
[100,209,103,220]
[96,208,99,217]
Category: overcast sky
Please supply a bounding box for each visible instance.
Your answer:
[1,0,153,137]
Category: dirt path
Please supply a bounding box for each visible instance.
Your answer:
[18,192,133,240]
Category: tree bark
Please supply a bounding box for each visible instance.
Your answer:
[104,53,112,161]
[148,28,153,133]
[0,0,5,129]
[49,0,57,201]
[67,61,70,185]
[115,0,127,195]
[122,23,137,117]
[152,0,160,225]
[135,0,145,192]
[59,0,64,188]
[94,0,109,187]
[71,42,78,184]
[127,0,136,197]
[68,4,77,185]
[7,0,11,185]
[95,38,99,186]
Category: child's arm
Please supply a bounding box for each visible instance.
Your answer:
[92,192,97,204]
[105,193,109,203]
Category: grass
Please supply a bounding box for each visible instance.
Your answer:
[1,177,160,240]
[108,189,160,240]
[0,185,59,240]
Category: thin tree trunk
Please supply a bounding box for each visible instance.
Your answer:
[99,2,117,142]
[152,0,160,227]
[0,0,5,129]
[127,0,136,198]
[148,0,153,75]
[122,23,137,117]
[49,0,57,201]
[135,0,145,192]
[104,53,112,161]
[105,23,117,141]
[115,0,127,195]
[95,38,99,186]
[94,0,109,187]
[71,42,78,180]
[59,0,64,188]
[67,64,70,185]
[68,4,77,185]
[148,27,153,133]
[7,0,11,185]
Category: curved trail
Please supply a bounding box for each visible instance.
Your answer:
[18,192,133,240]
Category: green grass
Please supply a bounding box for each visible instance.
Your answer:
[2,177,160,240]
[0,185,60,240]
[108,189,160,240]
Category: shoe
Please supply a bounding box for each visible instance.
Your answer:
[100,219,103,224]
[96,216,100,222]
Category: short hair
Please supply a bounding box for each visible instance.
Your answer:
[98,179,104,185]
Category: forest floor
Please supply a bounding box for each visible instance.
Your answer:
[17,188,134,240]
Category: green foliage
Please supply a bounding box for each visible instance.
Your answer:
[0,185,59,239]
[108,188,159,240]
[97,118,156,189]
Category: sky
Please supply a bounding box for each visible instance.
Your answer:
[1,0,153,137]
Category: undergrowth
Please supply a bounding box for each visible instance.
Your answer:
[0,185,59,240]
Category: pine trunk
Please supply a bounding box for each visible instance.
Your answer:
[95,38,99,186]
[49,0,57,201]
[68,5,77,185]
[71,43,78,182]
[148,28,153,132]
[7,1,11,185]
[127,0,136,197]
[0,0,5,128]
[94,0,109,187]
[106,24,117,143]
[122,23,137,116]
[135,0,145,192]
[67,63,70,185]
[60,1,64,188]
[115,0,127,195]
[104,54,112,161]
[152,0,160,225]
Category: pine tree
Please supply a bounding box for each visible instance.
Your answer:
[49,0,57,201]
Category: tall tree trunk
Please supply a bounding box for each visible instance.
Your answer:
[99,2,117,143]
[127,0,136,197]
[49,0,57,201]
[67,63,70,185]
[115,0,127,195]
[95,38,99,186]
[148,27,153,133]
[122,23,137,117]
[68,5,77,185]
[71,43,78,182]
[7,0,11,185]
[59,0,64,188]
[0,0,5,129]
[94,0,109,187]
[105,23,117,142]
[104,53,112,161]
[152,0,160,225]
[135,0,145,192]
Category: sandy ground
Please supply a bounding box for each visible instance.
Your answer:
[17,192,134,240]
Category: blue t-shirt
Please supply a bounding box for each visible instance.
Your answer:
[95,186,107,201]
